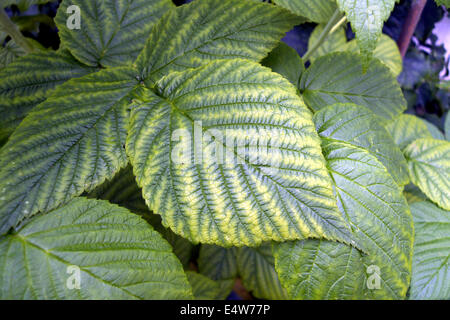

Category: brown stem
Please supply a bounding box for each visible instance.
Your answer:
[397,0,427,58]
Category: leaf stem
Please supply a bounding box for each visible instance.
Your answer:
[303,9,345,62]
[0,8,34,53]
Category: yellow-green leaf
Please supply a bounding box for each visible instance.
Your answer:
[136,0,298,84]
[127,59,354,247]
[404,138,450,210]
[273,0,337,23]
[0,67,139,235]
[55,0,174,67]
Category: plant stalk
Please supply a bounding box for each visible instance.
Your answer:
[303,9,345,62]
[0,8,34,53]
[397,0,427,58]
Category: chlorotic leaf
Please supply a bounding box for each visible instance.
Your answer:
[186,272,233,300]
[386,114,433,151]
[262,42,304,88]
[274,141,414,299]
[346,34,402,76]
[314,103,409,186]
[0,197,193,299]
[0,67,139,235]
[272,0,338,23]
[0,50,97,145]
[336,0,396,66]
[136,0,298,84]
[409,201,450,300]
[299,52,406,122]
[126,59,355,247]
[55,0,174,67]
[404,138,450,210]
[308,24,347,62]
[198,243,288,300]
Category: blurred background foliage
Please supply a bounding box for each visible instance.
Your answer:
[1,0,449,132]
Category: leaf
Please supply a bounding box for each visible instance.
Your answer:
[273,239,366,299]
[186,272,233,300]
[0,66,139,235]
[434,0,450,8]
[336,0,396,66]
[198,243,288,300]
[126,59,355,247]
[308,24,347,62]
[87,166,195,268]
[198,245,238,281]
[410,201,450,300]
[0,197,193,299]
[148,214,195,269]
[314,103,409,186]
[422,119,445,141]
[272,0,338,23]
[261,42,304,88]
[0,40,26,68]
[55,0,174,67]
[86,165,147,213]
[299,52,406,122]
[274,141,414,299]
[136,0,298,84]
[404,138,450,210]
[346,34,403,76]
[0,49,97,145]
[403,184,427,204]
[386,114,433,151]
[236,244,288,299]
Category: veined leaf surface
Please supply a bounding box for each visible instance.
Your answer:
[0,40,26,68]
[272,0,337,23]
[386,114,433,151]
[299,52,406,122]
[410,201,450,300]
[274,141,414,299]
[198,243,287,300]
[0,50,97,145]
[0,197,192,299]
[314,103,409,185]
[346,34,402,76]
[55,0,174,67]
[198,245,238,281]
[126,59,354,247]
[262,42,304,88]
[404,138,450,210]
[136,0,298,84]
[186,272,234,300]
[336,0,396,66]
[0,67,138,235]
